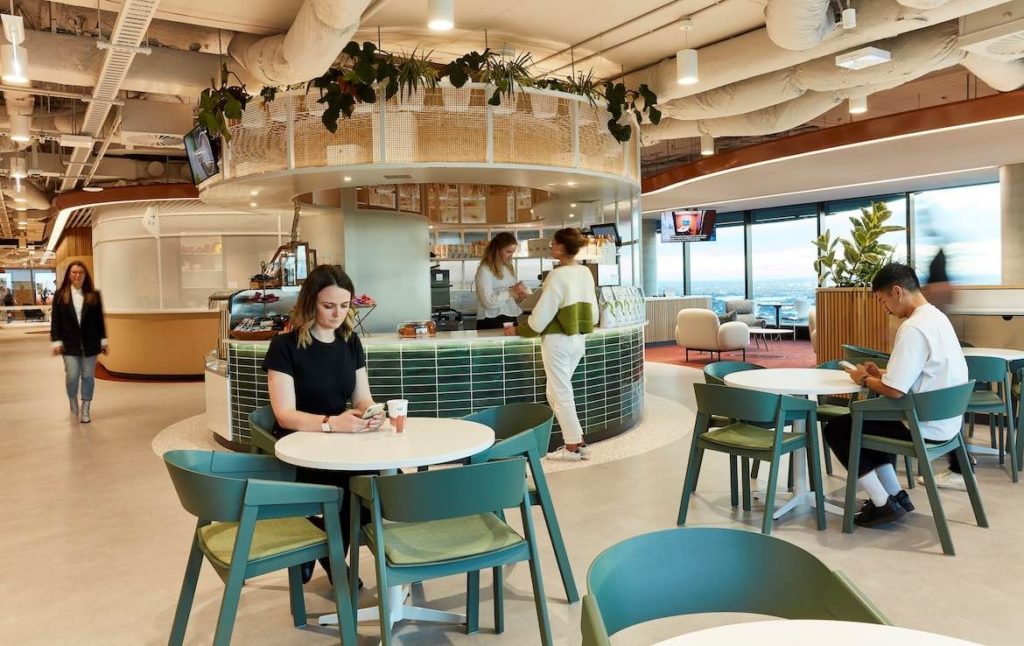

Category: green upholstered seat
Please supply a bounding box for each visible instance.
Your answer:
[816,403,849,419]
[701,423,803,451]
[365,513,524,566]
[969,390,1004,408]
[199,518,325,569]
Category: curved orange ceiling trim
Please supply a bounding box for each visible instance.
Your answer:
[52,183,199,211]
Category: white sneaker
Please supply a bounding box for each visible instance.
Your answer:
[577,443,591,457]
[69,399,79,417]
[546,446,585,462]
[917,469,966,491]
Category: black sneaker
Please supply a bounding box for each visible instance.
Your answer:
[854,496,907,528]
[894,489,915,512]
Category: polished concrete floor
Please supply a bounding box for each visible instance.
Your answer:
[2,326,1021,645]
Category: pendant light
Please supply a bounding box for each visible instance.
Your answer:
[849,95,868,114]
[0,15,28,84]
[9,113,30,142]
[700,133,714,156]
[676,17,698,85]
[427,0,454,32]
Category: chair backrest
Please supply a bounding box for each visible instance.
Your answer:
[703,360,764,386]
[676,308,720,349]
[724,299,754,315]
[817,358,888,371]
[584,527,887,641]
[249,406,278,454]
[163,450,292,522]
[910,381,976,423]
[464,403,553,457]
[693,382,779,425]
[793,299,810,318]
[965,355,1009,385]
[371,458,527,522]
[841,344,890,361]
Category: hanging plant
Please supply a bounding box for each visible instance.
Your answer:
[196,62,252,142]
[395,48,439,101]
[442,49,494,87]
[603,82,661,143]
[481,52,535,107]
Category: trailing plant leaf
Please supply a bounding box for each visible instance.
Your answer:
[194,62,252,143]
[260,86,278,104]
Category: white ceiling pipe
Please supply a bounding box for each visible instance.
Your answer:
[1,179,50,210]
[657,70,804,121]
[765,0,836,51]
[228,0,374,87]
[628,0,1011,102]
[961,52,1024,91]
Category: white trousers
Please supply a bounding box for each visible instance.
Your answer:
[541,333,586,445]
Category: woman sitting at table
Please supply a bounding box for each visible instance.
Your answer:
[262,264,384,583]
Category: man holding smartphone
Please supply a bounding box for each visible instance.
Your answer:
[823,263,968,527]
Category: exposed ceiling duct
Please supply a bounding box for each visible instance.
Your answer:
[896,0,953,8]
[629,0,1011,102]
[961,52,1024,90]
[227,0,374,87]
[2,178,50,210]
[764,0,835,51]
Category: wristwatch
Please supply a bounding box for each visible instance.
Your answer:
[321,415,332,433]
[859,375,869,387]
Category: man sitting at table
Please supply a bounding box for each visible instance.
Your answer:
[824,262,968,527]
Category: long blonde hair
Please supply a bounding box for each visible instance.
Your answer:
[481,232,517,280]
[290,265,357,348]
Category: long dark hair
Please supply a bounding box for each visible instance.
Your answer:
[57,261,98,305]
[480,232,518,279]
[291,265,357,348]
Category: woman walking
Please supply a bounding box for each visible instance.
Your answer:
[519,228,598,460]
[50,261,108,423]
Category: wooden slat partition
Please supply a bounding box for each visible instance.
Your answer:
[815,288,895,363]
[644,296,713,343]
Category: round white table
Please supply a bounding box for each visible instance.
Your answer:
[274,417,495,632]
[962,347,1024,361]
[653,619,979,645]
[724,368,863,520]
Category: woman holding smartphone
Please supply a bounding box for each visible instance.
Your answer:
[263,264,383,583]
[475,232,529,330]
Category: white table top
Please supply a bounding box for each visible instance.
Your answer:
[274,417,495,471]
[748,327,795,335]
[961,347,1024,361]
[653,619,978,645]
[725,368,863,397]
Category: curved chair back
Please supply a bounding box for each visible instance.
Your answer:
[694,382,779,425]
[910,381,976,423]
[818,358,888,370]
[372,458,527,523]
[676,308,721,349]
[965,355,1009,386]
[249,406,278,455]
[703,360,764,386]
[464,403,553,457]
[582,527,886,643]
[163,450,294,522]
[842,344,890,361]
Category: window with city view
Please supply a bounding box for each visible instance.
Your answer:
[751,214,818,322]
[655,235,683,297]
[912,183,1001,286]
[690,224,745,314]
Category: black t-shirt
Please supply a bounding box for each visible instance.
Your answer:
[261,330,366,434]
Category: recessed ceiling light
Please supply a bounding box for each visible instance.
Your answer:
[82,185,103,192]
[566,181,577,187]
[343,176,353,182]
[249,190,259,197]
[249,201,258,207]
[570,202,577,208]
[569,213,575,218]
[835,46,890,70]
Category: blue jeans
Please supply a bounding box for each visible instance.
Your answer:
[63,355,98,402]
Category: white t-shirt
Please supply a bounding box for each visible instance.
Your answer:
[475,263,524,320]
[881,303,968,441]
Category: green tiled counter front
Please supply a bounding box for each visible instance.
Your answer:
[226,325,644,448]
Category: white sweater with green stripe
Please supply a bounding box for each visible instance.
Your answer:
[520,264,598,337]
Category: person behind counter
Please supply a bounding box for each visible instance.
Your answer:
[519,228,598,461]
[475,232,530,330]
[262,264,384,584]
[50,261,108,424]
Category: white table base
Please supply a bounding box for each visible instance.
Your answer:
[750,419,844,519]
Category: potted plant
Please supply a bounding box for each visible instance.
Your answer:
[395,48,438,112]
[481,51,534,114]
[196,63,252,142]
[811,201,905,361]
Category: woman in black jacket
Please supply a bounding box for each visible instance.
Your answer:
[50,261,108,423]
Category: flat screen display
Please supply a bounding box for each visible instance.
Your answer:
[183,125,220,184]
[659,210,717,243]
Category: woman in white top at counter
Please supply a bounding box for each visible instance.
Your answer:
[475,232,529,330]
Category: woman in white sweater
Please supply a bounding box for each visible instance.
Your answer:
[519,228,598,461]
[475,232,528,330]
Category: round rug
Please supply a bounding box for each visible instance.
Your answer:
[151,392,695,474]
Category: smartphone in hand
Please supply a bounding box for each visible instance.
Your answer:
[838,360,857,372]
[362,403,385,420]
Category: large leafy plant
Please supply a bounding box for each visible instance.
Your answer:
[603,82,661,142]
[813,201,905,287]
[196,63,252,142]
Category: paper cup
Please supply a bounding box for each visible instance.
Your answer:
[387,398,409,433]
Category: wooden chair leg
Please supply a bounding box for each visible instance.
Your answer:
[169,539,205,646]
[917,453,957,556]
[287,566,307,627]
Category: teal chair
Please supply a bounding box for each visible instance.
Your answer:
[581,527,888,645]
[1013,359,1024,468]
[964,356,1018,482]
[842,344,890,363]
[466,403,578,604]
[348,458,552,645]
[249,406,278,455]
[842,382,988,555]
[163,450,357,646]
[678,383,825,535]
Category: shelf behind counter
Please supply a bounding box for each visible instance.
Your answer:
[214,324,646,451]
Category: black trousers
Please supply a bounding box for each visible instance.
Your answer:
[476,314,519,330]
[824,414,963,477]
[296,467,374,553]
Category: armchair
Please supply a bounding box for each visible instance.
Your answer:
[676,308,749,362]
[724,299,766,327]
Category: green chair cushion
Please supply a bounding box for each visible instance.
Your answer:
[709,415,732,428]
[366,513,524,566]
[816,404,849,419]
[968,391,1004,408]
[198,517,325,568]
[700,423,803,451]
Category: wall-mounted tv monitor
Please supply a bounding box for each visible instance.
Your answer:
[590,222,622,246]
[183,125,220,185]
[659,210,717,243]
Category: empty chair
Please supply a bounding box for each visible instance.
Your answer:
[249,405,278,455]
[163,450,357,646]
[842,382,988,555]
[964,355,1018,482]
[676,308,749,362]
[581,527,887,645]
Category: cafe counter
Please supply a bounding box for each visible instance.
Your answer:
[210,324,646,450]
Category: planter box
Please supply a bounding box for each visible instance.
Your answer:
[815,287,896,363]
